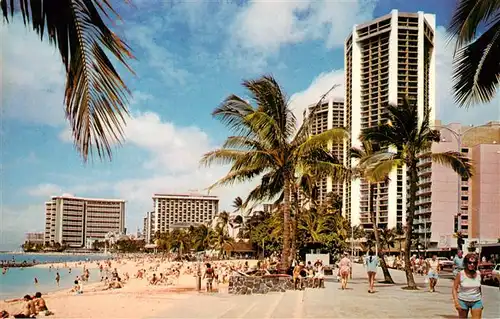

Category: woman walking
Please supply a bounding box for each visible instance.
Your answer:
[339,253,352,290]
[365,250,379,293]
[452,254,483,319]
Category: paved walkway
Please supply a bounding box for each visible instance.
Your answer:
[154,264,500,318]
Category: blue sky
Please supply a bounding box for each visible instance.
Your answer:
[1,0,499,250]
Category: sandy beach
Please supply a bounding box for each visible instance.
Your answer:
[1,256,255,318]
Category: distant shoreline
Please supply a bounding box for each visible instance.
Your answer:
[2,251,111,256]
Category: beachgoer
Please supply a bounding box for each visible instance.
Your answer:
[426,254,440,292]
[12,295,35,318]
[453,250,465,276]
[203,263,215,292]
[34,277,38,285]
[339,253,351,290]
[55,272,60,286]
[292,262,303,290]
[313,260,325,288]
[33,292,49,314]
[453,254,483,319]
[365,250,379,293]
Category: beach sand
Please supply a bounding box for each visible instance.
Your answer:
[1,257,250,318]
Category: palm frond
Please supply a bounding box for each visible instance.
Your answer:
[297,128,348,156]
[2,0,135,162]
[431,151,474,179]
[199,149,249,167]
[451,22,500,107]
[212,95,255,135]
[243,75,296,140]
[208,166,264,190]
[448,0,500,48]
[363,152,402,183]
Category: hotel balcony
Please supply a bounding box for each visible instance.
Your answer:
[418,167,432,175]
[418,177,432,185]
[417,187,432,195]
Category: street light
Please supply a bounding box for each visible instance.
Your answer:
[433,123,500,236]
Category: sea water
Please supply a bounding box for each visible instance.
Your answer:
[0,253,109,300]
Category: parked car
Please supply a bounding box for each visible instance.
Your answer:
[492,264,500,287]
[437,257,454,269]
[478,262,495,284]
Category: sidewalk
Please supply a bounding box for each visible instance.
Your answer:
[153,264,500,318]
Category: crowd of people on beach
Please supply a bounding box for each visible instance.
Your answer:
[1,250,492,319]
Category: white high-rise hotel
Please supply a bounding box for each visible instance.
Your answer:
[345,10,436,229]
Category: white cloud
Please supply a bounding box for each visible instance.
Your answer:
[27,183,63,197]
[434,26,500,124]
[1,19,66,126]
[0,204,45,251]
[289,69,345,124]
[230,0,376,57]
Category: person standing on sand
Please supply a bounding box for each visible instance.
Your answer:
[203,263,215,292]
[365,250,379,293]
[339,253,352,290]
[55,272,60,286]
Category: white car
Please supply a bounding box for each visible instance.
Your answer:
[437,257,453,269]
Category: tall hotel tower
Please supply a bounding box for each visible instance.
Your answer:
[345,10,436,229]
[308,99,345,206]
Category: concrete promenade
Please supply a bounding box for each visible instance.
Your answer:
[155,264,500,318]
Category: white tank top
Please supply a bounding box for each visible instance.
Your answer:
[458,270,481,302]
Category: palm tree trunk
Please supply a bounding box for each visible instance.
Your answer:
[369,183,394,284]
[403,160,418,289]
[281,178,292,268]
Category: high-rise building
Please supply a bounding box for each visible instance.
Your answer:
[143,211,155,243]
[415,121,500,250]
[307,98,345,206]
[151,194,218,234]
[345,10,436,229]
[44,195,125,248]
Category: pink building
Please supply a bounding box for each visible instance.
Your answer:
[469,143,500,243]
[415,121,500,250]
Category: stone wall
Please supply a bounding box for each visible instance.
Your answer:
[228,275,294,294]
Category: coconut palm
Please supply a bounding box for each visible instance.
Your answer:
[448,0,500,107]
[359,98,473,289]
[2,1,134,161]
[191,224,215,252]
[200,75,347,267]
[379,228,396,252]
[212,225,234,258]
[351,140,394,283]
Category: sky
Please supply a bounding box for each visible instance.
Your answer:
[1,0,499,251]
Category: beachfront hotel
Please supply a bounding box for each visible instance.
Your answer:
[306,99,345,207]
[44,195,126,248]
[143,211,155,244]
[345,10,436,230]
[415,121,500,251]
[148,193,219,235]
[25,232,45,245]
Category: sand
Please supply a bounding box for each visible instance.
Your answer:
[1,257,254,318]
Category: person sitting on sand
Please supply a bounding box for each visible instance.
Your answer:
[1,310,9,318]
[33,292,48,313]
[70,280,83,294]
[13,295,36,318]
[149,273,158,285]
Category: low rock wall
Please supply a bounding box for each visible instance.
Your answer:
[228,275,294,294]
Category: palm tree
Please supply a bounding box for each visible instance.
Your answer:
[379,228,396,252]
[2,1,134,161]
[200,75,347,267]
[359,98,473,289]
[217,211,230,230]
[212,225,234,258]
[448,0,500,107]
[395,225,405,256]
[351,140,395,283]
[192,224,215,252]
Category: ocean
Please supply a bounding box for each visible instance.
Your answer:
[0,253,110,300]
